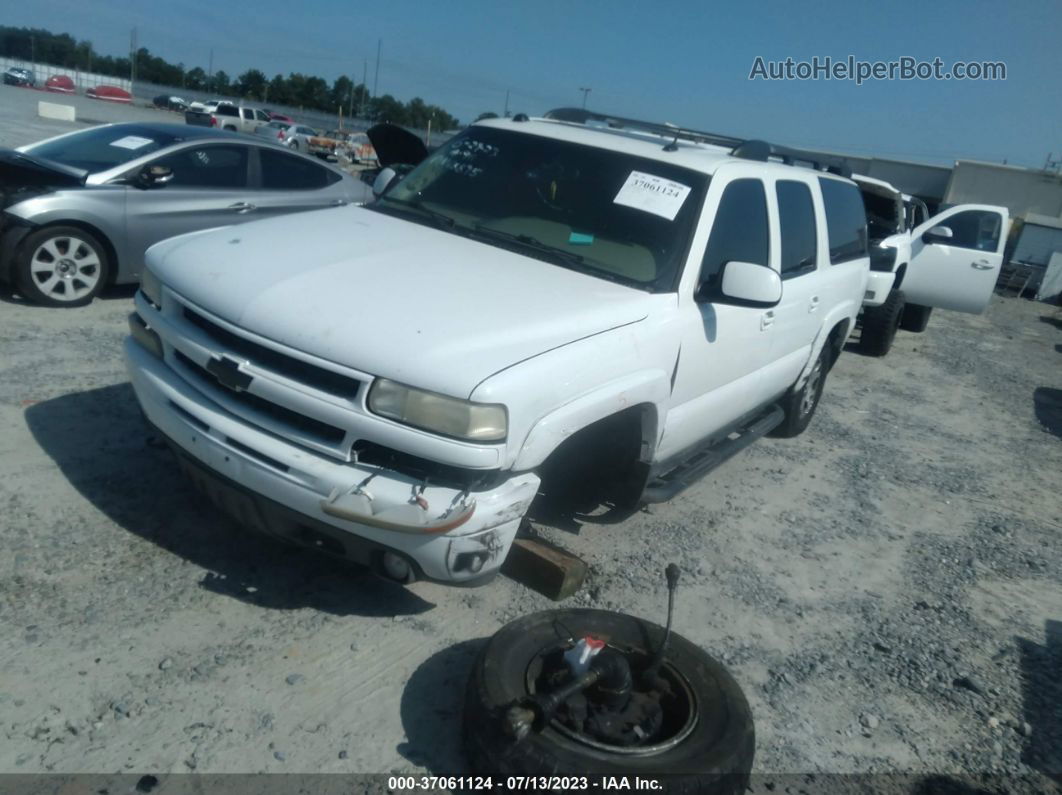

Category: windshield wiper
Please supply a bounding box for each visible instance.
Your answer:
[471,225,636,286]
[377,195,456,230]
[470,224,589,267]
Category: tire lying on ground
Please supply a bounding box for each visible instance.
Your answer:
[463,608,755,794]
[859,288,906,357]
[900,303,933,333]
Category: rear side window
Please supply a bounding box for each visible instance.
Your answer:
[699,179,770,286]
[819,178,867,263]
[215,105,238,117]
[776,180,818,278]
[259,148,339,189]
[152,145,249,188]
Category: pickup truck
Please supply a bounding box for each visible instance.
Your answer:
[854,174,1010,355]
[125,109,870,586]
[185,102,271,135]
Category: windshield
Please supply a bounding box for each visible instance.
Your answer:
[25,125,181,173]
[369,126,708,291]
[859,187,903,241]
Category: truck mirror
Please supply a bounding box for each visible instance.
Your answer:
[372,167,399,198]
[711,261,782,308]
[923,225,953,243]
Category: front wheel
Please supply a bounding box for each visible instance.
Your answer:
[859,288,905,357]
[16,225,110,307]
[463,609,755,792]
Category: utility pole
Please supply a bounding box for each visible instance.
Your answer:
[207,48,213,94]
[361,59,368,119]
[373,39,381,99]
[579,86,591,108]
[129,27,137,87]
[504,89,510,118]
[30,35,35,66]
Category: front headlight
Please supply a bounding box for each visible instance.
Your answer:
[368,378,507,442]
[140,267,163,308]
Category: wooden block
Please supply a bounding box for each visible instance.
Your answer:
[502,537,587,601]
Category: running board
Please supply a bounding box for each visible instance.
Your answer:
[641,405,785,504]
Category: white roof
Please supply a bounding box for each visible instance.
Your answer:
[852,173,901,196]
[474,116,853,182]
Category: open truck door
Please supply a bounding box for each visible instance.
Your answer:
[902,204,1010,314]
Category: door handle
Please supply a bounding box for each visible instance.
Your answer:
[971,260,994,270]
[808,296,820,313]
[760,310,775,331]
[228,202,257,214]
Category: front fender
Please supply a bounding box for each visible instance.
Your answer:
[511,370,670,471]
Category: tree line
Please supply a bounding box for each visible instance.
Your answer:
[1,26,460,129]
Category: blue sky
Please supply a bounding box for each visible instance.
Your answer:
[9,0,1060,167]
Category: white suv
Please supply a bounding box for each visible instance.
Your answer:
[124,109,870,585]
[854,174,1010,355]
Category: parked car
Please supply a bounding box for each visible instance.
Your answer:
[0,122,373,306]
[45,75,76,94]
[124,109,872,586]
[276,124,320,153]
[307,130,347,160]
[153,95,189,112]
[86,85,132,103]
[185,101,270,134]
[3,67,35,87]
[268,112,294,124]
[853,174,1010,355]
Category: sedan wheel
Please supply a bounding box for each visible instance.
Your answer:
[17,226,109,307]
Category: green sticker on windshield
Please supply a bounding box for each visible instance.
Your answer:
[568,232,594,245]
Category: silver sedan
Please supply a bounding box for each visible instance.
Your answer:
[1,122,372,306]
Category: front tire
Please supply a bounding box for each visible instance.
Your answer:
[859,288,905,357]
[900,303,933,333]
[16,226,110,307]
[463,609,755,792]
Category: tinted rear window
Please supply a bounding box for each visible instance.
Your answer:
[776,180,818,278]
[819,178,867,263]
[260,148,339,189]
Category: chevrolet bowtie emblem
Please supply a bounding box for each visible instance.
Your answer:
[205,356,253,392]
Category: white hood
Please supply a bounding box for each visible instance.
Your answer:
[148,206,652,397]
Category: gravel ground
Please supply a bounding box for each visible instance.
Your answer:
[2,286,1060,790]
[1,93,1061,787]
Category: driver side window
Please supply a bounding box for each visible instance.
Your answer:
[699,179,770,288]
[934,210,1002,252]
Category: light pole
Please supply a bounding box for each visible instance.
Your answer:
[579,86,591,108]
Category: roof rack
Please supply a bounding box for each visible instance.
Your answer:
[542,107,851,177]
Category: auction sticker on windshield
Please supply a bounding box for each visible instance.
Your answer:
[110,136,154,150]
[613,171,691,221]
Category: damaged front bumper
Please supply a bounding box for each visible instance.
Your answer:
[124,337,540,584]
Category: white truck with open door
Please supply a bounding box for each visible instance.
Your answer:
[854,174,1009,354]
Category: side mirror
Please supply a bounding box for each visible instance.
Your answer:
[704,261,782,308]
[372,167,399,198]
[138,164,173,188]
[923,225,953,243]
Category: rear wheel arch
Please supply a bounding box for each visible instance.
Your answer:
[825,318,849,367]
